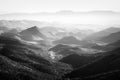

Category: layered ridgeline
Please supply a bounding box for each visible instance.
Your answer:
[64,47,120,80]
[52,36,98,48]
[83,27,120,42]
[100,31,120,43]
[0,20,94,41]
[49,43,120,80]
[49,44,103,69]
[0,30,72,80]
[0,22,120,80]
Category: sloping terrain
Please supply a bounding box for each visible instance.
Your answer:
[1,24,120,80]
[0,36,72,80]
[100,31,120,43]
[91,40,120,51]
[64,48,120,79]
[53,36,92,46]
[49,44,102,69]
[19,26,45,41]
[53,36,82,45]
[49,44,75,53]
[84,27,120,41]
[60,53,101,69]
[40,26,66,40]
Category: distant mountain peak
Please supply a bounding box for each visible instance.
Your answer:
[25,26,39,31]
[19,26,45,41]
[20,26,40,34]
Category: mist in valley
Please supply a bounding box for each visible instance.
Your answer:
[0,0,120,80]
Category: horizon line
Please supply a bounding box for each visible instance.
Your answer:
[0,10,120,14]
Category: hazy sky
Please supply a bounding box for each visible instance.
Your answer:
[0,0,120,13]
[0,0,120,28]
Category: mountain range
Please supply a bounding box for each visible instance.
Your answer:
[0,20,120,80]
[100,31,120,43]
[83,27,120,41]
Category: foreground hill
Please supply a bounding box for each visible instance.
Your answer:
[0,36,72,80]
[64,48,120,80]
[49,44,102,69]
[60,53,101,69]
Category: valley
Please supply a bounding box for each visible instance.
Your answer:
[0,20,120,80]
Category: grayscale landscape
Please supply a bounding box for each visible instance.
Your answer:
[0,0,120,80]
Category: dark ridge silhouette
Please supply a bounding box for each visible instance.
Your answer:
[60,53,101,69]
[64,48,120,79]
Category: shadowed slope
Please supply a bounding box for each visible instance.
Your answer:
[0,36,72,80]
[65,48,120,79]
